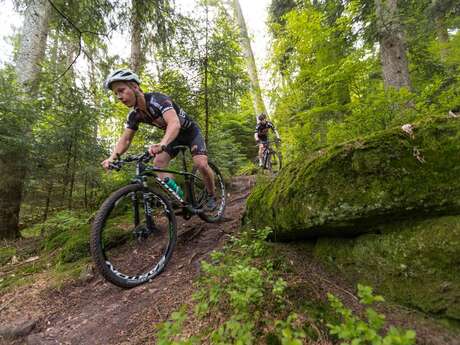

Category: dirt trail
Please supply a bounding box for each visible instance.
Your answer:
[1,175,458,345]
[0,176,255,345]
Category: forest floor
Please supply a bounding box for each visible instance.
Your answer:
[0,175,459,345]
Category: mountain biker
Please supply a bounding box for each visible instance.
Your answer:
[101,69,217,210]
[254,113,280,167]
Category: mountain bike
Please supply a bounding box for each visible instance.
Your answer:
[90,146,226,288]
[260,140,282,174]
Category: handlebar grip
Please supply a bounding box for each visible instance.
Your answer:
[141,151,153,162]
[108,162,122,171]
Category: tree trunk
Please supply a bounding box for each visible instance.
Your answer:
[130,0,143,74]
[435,17,449,61]
[227,0,267,116]
[0,153,26,239]
[0,0,51,240]
[374,0,412,90]
[15,0,52,91]
[84,173,88,209]
[62,141,73,200]
[43,182,53,222]
[68,147,77,210]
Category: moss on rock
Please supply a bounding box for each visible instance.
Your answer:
[313,215,460,323]
[245,116,460,240]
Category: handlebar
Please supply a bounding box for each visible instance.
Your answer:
[108,151,153,171]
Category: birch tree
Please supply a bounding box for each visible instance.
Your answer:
[375,0,412,90]
[0,0,51,239]
[130,0,143,73]
[129,0,174,76]
[225,0,267,117]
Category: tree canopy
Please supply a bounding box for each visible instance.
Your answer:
[0,0,459,238]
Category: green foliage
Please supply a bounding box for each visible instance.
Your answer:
[35,209,133,266]
[155,308,199,345]
[236,161,259,176]
[274,314,306,345]
[153,225,422,343]
[0,67,37,154]
[327,284,416,345]
[155,227,307,343]
[314,215,460,322]
[267,0,460,162]
[37,210,90,264]
[0,246,16,266]
[327,87,420,145]
[245,116,460,241]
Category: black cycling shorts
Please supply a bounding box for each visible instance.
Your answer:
[258,135,268,143]
[164,123,207,158]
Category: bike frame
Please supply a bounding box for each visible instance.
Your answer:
[262,141,276,169]
[127,146,206,220]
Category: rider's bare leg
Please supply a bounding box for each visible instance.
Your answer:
[192,154,215,195]
[258,143,264,166]
[153,151,172,180]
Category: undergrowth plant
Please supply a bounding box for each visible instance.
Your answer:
[155,227,304,344]
[155,227,416,344]
[327,284,416,345]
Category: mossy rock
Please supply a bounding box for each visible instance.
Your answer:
[245,116,460,240]
[313,215,460,323]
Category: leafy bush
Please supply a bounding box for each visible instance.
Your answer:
[327,284,416,345]
[155,227,305,344]
[155,227,417,344]
[35,211,90,264]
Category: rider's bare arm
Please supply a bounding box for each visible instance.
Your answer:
[102,128,136,170]
[110,128,136,160]
[159,109,181,146]
[271,125,281,140]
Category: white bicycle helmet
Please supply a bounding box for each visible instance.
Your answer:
[104,69,141,90]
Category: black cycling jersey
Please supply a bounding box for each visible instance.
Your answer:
[164,124,207,158]
[125,92,207,157]
[255,121,275,141]
[125,92,194,131]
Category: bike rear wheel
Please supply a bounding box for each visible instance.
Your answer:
[90,184,177,288]
[191,162,226,223]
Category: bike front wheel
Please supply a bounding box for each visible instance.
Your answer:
[266,150,282,174]
[90,184,177,288]
[191,162,226,223]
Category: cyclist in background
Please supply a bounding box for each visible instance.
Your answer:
[254,113,280,167]
[101,69,217,210]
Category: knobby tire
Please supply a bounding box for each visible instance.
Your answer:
[90,184,177,288]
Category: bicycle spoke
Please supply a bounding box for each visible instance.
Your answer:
[91,185,176,288]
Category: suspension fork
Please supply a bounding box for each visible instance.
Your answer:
[263,146,269,168]
[142,191,155,231]
[131,191,140,226]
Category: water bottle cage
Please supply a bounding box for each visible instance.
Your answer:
[162,178,184,200]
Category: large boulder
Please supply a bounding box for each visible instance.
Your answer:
[245,116,460,240]
[314,215,460,323]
